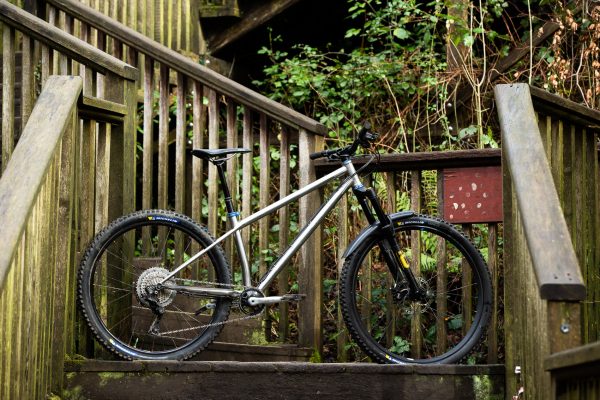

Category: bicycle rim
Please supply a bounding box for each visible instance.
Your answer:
[342,217,491,364]
[80,211,231,360]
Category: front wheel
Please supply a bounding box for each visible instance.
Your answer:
[78,209,232,360]
[340,214,492,364]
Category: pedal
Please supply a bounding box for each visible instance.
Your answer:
[281,294,306,302]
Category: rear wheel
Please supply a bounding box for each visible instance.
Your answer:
[340,215,492,364]
[78,209,231,360]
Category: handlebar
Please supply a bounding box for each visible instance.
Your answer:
[309,122,379,161]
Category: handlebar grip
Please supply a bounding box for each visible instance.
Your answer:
[310,150,330,160]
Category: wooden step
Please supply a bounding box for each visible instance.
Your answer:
[63,360,505,399]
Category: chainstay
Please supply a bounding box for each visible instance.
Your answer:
[155,276,264,336]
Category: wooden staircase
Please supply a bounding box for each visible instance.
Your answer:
[62,360,505,400]
[1,1,600,399]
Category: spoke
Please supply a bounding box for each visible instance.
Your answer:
[92,283,132,294]
[106,310,135,333]
[94,291,133,310]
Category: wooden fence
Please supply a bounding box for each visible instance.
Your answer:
[74,0,203,54]
[496,83,599,399]
[315,149,503,362]
[0,75,80,400]
[0,0,138,396]
[34,0,327,351]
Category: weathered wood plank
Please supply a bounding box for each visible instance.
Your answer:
[207,88,219,237]
[0,0,137,80]
[278,127,291,342]
[487,223,499,363]
[258,114,270,279]
[241,108,253,260]
[297,129,324,352]
[175,72,186,214]
[63,360,506,400]
[0,76,82,285]
[2,23,15,174]
[435,171,448,355]
[142,56,154,213]
[191,81,205,226]
[314,148,501,175]
[21,34,35,130]
[45,0,325,134]
[226,101,239,264]
[495,83,585,300]
[0,76,80,399]
[410,170,422,357]
[158,64,169,210]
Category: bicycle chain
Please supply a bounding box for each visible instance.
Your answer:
[154,277,266,336]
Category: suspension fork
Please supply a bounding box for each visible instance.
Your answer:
[352,183,424,298]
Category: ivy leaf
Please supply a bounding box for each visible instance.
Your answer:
[463,34,475,47]
[393,27,410,40]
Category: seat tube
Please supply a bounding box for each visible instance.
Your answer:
[214,160,251,286]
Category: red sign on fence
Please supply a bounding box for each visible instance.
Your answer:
[442,166,503,223]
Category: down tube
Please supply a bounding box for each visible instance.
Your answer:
[257,177,355,292]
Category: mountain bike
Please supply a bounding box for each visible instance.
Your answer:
[78,123,492,364]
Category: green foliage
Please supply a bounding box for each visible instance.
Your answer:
[255,0,452,149]
[254,0,517,151]
[389,336,411,354]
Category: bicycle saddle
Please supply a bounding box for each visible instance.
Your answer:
[190,148,251,160]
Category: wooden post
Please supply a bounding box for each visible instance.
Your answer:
[410,170,422,358]
[278,127,291,342]
[297,129,323,354]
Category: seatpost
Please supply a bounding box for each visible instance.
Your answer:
[213,160,235,215]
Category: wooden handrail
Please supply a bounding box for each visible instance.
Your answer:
[314,148,501,175]
[495,83,585,301]
[0,75,82,288]
[0,0,137,81]
[545,340,600,372]
[530,85,600,129]
[44,0,327,135]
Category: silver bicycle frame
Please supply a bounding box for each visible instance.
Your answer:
[160,160,364,299]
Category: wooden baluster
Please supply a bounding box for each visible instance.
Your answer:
[158,64,169,211]
[141,57,154,254]
[191,80,206,226]
[487,222,498,363]
[297,129,324,353]
[462,223,473,334]
[241,108,253,265]
[384,172,396,352]
[436,170,448,354]
[258,114,270,279]
[360,175,372,335]
[207,88,219,239]
[96,31,106,97]
[80,22,94,97]
[2,23,15,173]
[174,72,187,267]
[410,170,422,358]
[21,33,35,131]
[190,81,206,280]
[278,127,291,342]
[258,114,271,339]
[336,188,349,361]
[226,101,239,267]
